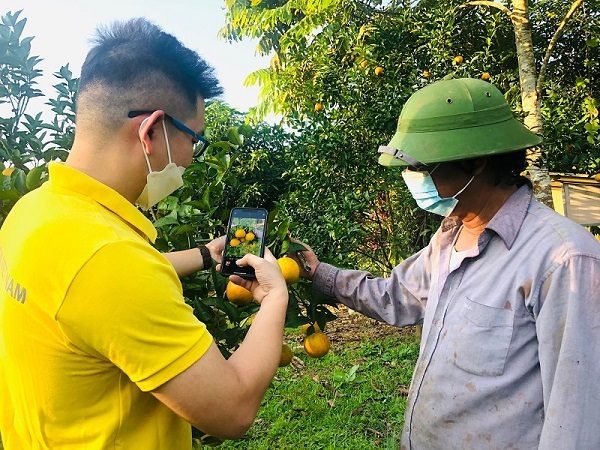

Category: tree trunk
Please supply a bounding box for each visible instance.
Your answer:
[511,0,554,207]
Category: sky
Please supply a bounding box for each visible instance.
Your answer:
[2,0,271,113]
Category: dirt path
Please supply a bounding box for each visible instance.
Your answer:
[285,304,417,350]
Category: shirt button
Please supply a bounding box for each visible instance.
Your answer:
[436,320,442,328]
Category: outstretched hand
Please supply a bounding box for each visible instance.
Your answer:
[289,238,320,280]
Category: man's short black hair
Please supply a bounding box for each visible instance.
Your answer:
[77,18,223,129]
[459,150,531,187]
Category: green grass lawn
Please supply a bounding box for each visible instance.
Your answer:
[212,331,419,450]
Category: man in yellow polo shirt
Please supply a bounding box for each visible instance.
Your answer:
[0,18,289,449]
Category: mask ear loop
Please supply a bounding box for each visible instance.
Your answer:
[161,121,173,164]
[139,117,154,173]
[452,175,475,199]
[429,163,440,175]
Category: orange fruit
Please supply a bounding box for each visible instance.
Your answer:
[315,102,324,112]
[229,238,241,247]
[374,66,384,76]
[301,322,323,335]
[481,72,491,81]
[303,332,330,358]
[594,173,600,181]
[245,232,255,242]
[234,229,246,238]
[423,70,431,78]
[453,55,464,64]
[279,343,293,367]
[277,257,300,285]
[225,281,253,306]
[2,167,15,177]
[360,60,368,68]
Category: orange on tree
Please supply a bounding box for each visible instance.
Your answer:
[303,331,330,358]
[481,72,491,81]
[229,238,241,247]
[594,173,600,181]
[2,167,15,176]
[423,70,431,78]
[360,60,368,68]
[245,232,255,242]
[453,55,464,65]
[225,281,253,306]
[234,228,246,238]
[314,102,324,112]
[277,256,300,285]
[279,343,293,367]
[374,66,384,76]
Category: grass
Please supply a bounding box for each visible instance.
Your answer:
[212,330,419,449]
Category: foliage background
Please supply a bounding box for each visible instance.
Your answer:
[1,1,599,447]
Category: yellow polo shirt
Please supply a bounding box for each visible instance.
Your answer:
[0,162,212,449]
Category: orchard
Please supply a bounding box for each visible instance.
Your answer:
[2,1,599,448]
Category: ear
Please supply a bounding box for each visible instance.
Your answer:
[460,157,487,176]
[471,157,488,176]
[137,110,165,155]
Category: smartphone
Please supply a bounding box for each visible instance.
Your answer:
[220,207,268,279]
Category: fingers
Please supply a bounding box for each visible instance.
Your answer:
[206,235,226,263]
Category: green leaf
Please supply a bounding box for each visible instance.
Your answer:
[586,37,599,48]
[25,164,45,191]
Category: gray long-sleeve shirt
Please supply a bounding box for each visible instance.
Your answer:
[313,185,600,450]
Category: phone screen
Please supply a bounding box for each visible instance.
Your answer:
[220,207,268,279]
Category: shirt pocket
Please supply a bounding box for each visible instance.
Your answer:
[453,297,515,376]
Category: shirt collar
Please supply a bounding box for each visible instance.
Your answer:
[486,184,532,250]
[47,162,158,243]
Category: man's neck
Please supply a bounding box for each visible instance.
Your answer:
[454,185,518,251]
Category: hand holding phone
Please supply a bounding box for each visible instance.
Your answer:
[220,207,268,279]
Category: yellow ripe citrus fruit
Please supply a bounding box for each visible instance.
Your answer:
[226,281,253,306]
[235,229,246,238]
[229,238,241,247]
[2,167,15,176]
[303,332,330,358]
[279,344,294,367]
[423,70,431,78]
[301,322,322,335]
[594,173,600,181]
[453,55,464,64]
[277,256,300,285]
[374,66,384,76]
[481,72,491,81]
[315,102,324,112]
[245,232,255,242]
[360,60,368,68]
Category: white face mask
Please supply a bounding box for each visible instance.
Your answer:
[136,120,185,211]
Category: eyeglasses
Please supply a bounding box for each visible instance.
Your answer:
[128,110,210,157]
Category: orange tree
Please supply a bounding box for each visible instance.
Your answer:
[221,0,599,274]
[0,10,76,226]
[0,11,338,445]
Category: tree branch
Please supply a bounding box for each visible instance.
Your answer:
[537,0,585,94]
[459,1,512,18]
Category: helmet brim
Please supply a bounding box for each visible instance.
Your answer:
[378,116,542,167]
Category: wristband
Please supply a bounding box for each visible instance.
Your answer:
[198,245,212,270]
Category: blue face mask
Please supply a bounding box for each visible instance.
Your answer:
[401,164,474,217]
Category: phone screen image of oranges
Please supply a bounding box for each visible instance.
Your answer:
[227,218,265,257]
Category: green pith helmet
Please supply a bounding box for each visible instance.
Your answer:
[378,78,542,168]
